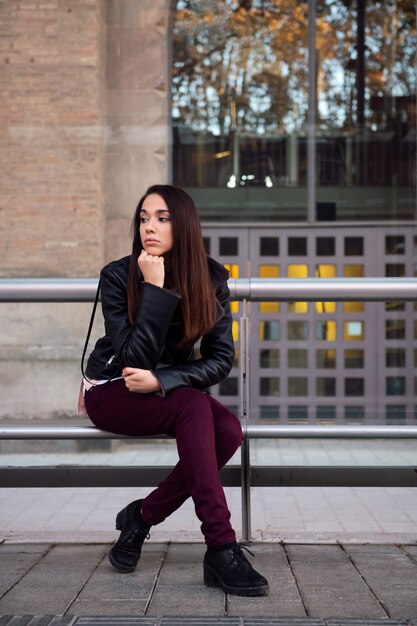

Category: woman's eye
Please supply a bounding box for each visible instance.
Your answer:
[159,217,171,222]
[140,217,148,223]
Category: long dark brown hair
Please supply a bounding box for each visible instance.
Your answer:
[127,184,217,347]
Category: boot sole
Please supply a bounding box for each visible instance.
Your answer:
[203,563,269,596]
[108,548,137,573]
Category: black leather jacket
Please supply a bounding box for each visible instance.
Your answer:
[85,255,235,396]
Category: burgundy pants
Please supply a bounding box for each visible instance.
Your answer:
[84,379,243,546]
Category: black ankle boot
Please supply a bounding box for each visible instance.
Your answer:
[109,499,151,573]
[203,543,269,596]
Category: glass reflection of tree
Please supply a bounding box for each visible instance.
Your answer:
[173,0,416,192]
[317,0,416,130]
[173,0,416,133]
[173,0,310,137]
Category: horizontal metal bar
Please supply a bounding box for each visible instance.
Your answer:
[0,278,99,303]
[249,466,417,487]
[2,424,417,440]
[0,425,169,439]
[0,277,416,302]
[245,425,417,439]
[231,277,417,302]
[0,466,241,488]
[0,466,415,488]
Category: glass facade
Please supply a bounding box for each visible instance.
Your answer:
[172,1,416,425]
[172,0,417,223]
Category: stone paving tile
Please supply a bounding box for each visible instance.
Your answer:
[0,544,107,614]
[0,617,75,625]
[0,543,50,597]
[227,543,306,617]
[403,545,417,559]
[154,543,205,587]
[146,544,225,617]
[343,544,417,619]
[147,585,226,617]
[284,545,386,619]
[69,599,148,617]
[69,544,168,616]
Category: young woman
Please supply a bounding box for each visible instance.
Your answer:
[82,185,268,597]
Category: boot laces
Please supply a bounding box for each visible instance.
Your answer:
[228,543,255,566]
[126,524,150,548]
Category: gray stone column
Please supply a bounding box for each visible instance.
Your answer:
[105,0,173,262]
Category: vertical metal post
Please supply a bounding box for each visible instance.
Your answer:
[356,0,367,186]
[307,0,317,224]
[240,297,251,542]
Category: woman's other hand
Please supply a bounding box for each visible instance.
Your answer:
[138,250,165,288]
[122,367,161,393]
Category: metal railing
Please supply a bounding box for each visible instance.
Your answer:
[1,276,417,541]
[1,277,417,302]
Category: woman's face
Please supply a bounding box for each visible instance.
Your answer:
[139,193,174,256]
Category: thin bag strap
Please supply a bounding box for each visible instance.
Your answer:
[81,278,101,383]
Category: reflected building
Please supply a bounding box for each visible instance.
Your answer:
[171,0,417,425]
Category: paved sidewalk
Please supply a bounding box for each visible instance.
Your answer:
[2,439,417,623]
[1,541,417,623]
[1,438,417,544]
[1,485,417,545]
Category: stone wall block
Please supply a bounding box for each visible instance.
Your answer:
[106,150,168,220]
[0,300,107,419]
[106,118,168,152]
[0,359,82,419]
[0,302,103,353]
[107,89,167,117]
[106,27,166,91]
[105,216,133,262]
[106,0,171,28]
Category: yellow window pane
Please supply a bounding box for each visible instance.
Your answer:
[316,264,336,278]
[287,265,308,313]
[288,264,308,278]
[343,264,364,313]
[225,264,239,313]
[316,301,337,313]
[260,265,280,278]
[315,264,336,313]
[326,321,337,341]
[225,263,239,278]
[344,264,364,277]
[344,301,364,313]
[259,265,280,313]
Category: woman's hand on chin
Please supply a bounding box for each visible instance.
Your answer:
[122,367,161,393]
[138,250,165,288]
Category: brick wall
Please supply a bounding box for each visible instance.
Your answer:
[0,0,106,278]
[0,0,173,418]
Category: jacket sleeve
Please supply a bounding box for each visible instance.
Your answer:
[100,265,181,370]
[154,280,235,395]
